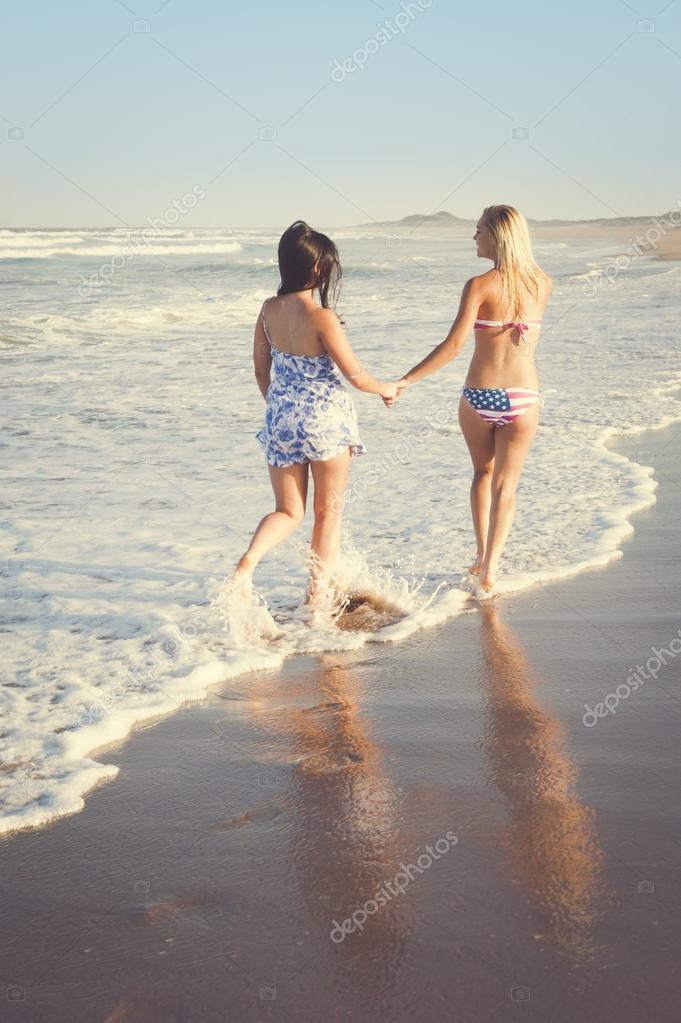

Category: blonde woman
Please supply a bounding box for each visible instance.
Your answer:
[391,205,552,593]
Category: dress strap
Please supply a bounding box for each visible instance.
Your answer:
[260,299,273,347]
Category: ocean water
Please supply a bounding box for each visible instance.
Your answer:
[1,226,680,836]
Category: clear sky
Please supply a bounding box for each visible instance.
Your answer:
[1,0,680,228]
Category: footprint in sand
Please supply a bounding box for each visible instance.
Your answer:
[300,700,347,714]
[335,591,405,632]
[209,801,283,831]
[129,880,234,929]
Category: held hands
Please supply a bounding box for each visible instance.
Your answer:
[381,377,409,408]
[380,381,399,405]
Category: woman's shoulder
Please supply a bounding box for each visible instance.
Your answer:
[467,269,498,290]
[311,305,343,330]
[258,295,276,318]
[312,304,337,319]
[461,270,496,301]
[537,268,553,293]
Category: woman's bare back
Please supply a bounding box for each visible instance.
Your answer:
[464,268,553,389]
[260,293,328,357]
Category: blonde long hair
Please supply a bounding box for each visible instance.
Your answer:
[481,205,543,319]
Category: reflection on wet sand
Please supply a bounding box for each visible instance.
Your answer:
[479,604,606,961]
[259,656,409,959]
[292,658,407,945]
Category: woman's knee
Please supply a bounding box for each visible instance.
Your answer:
[313,502,343,526]
[473,463,494,484]
[276,505,305,526]
[491,475,518,500]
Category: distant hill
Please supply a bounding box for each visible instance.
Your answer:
[368,211,474,228]
[399,211,472,225]
[360,210,677,230]
[527,213,675,227]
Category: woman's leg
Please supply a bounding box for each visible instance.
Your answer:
[480,404,539,591]
[234,462,309,581]
[458,396,496,574]
[308,449,351,604]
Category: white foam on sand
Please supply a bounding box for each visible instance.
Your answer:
[2,229,681,836]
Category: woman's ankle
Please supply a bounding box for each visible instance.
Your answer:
[469,549,485,575]
[480,557,498,586]
[234,552,256,579]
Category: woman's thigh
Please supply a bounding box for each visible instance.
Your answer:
[458,395,496,471]
[310,449,351,515]
[268,461,309,516]
[491,404,539,487]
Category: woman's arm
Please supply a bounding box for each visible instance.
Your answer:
[315,308,397,398]
[399,277,481,388]
[253,310,272,400]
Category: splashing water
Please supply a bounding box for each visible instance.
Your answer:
[211,578,282,649]
[2,226,680,835]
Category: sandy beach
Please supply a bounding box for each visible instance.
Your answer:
[1,421,680,1022]
[532,217,681,262]
[649,225,681,261]
[4,0,681,1015]
[539,219,681,262]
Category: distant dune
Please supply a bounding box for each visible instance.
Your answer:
[363,209,677,228]
[357,209,681,260]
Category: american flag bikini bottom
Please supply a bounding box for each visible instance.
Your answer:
[463,318,544,428]
[462,386,542,427]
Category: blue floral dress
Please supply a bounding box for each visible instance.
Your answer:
[256,300,366,468]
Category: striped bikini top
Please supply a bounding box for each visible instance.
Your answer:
[474,318,543,343]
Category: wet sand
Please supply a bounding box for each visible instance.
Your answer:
[2,424,681,1022]
[649,226,681,261]
[534,219,681,260]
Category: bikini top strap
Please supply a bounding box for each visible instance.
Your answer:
[513,321,529,343]
[260,298,273,347]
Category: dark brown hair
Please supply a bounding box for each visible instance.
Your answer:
[277,221,342,308]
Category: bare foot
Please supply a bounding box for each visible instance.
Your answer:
[468,553,484,576]
[233,553,255,585]
[479,571,496,594]
[303,589,341,614]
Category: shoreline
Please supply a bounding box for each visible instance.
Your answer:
[3,377,681,840]
[1,422,680,1021]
